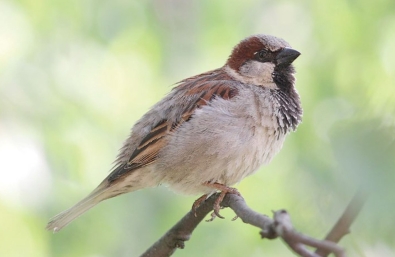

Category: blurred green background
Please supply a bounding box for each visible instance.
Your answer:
[1,0,395,256]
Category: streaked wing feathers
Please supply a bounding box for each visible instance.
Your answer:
[108,70,238,182]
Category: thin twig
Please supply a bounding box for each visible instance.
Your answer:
[315,187,368,257]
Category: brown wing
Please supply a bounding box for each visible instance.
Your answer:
[107,70,238,182]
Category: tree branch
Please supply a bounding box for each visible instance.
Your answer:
[140,189,366,257]
[140,194,217,257]
[272,210,345,257]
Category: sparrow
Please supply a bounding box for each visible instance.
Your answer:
[46,34,302,232]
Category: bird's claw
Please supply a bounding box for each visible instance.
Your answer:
[192,183,241,220]
[192,194,208,217]
[206,211,217,222]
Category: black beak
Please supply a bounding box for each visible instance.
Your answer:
[276,47,300,66]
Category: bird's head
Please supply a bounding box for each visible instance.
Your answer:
[225,34,300,92]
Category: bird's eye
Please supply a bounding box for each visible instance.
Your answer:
[255,50,269,62]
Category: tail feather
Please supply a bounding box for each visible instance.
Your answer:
[46,187,107,232]
[46,169,149,232]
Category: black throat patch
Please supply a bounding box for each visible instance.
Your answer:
[272,65,302,132]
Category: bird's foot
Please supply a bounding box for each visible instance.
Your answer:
[192,194,209,217]
[192,182,241,219]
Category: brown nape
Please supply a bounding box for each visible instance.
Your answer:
[226,36,264,72]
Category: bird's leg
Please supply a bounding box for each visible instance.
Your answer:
[192,182,241,219]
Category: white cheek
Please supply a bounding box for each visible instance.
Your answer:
[224,62,277,89]
[240,60,275,83]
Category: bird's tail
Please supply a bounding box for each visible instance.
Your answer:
[46,166,153,232]
[46,184,111,233]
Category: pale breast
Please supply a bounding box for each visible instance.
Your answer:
[156,85,288,195]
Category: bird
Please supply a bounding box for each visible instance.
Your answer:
[46,34,302,232]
